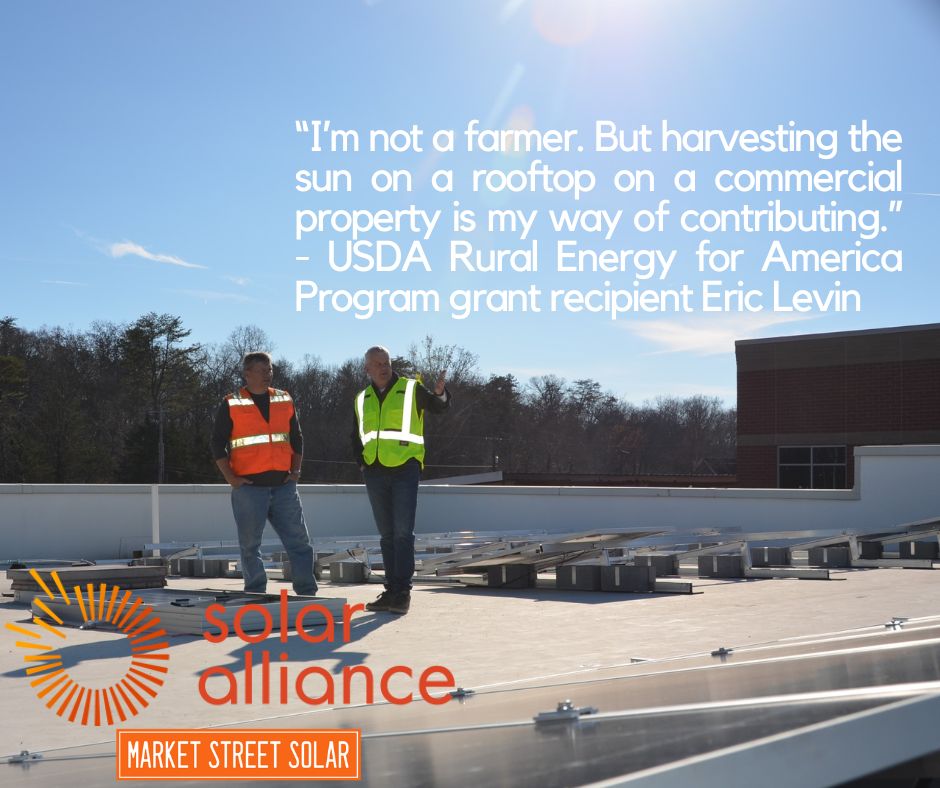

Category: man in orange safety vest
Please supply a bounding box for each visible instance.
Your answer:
[212,351,317,596]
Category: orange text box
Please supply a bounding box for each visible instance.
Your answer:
[117,728,361,780]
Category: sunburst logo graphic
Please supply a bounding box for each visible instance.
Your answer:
[5,569,170,726]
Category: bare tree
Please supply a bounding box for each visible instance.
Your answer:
[407,335,478,385]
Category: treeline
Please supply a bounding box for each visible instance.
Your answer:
[0,314,736,484]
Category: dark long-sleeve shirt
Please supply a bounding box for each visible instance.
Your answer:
[350,372,450,470]
[211,391,304,486]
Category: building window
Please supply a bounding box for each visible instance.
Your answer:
[778,446,847,489]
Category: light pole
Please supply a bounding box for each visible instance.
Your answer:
[148,408,166,484]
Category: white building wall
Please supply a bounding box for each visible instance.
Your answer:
[1,445,938,561]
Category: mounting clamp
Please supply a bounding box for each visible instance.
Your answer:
[534,700,598,724]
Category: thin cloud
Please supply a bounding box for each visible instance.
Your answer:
[176,289,257,304]
[108,240,206,269]
[41,280,88,286]
[223,275,251,287]
[624,314,816,356]
[71,227,204,269]
[905,192,940,197]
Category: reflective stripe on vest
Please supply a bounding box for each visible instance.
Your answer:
[228,390,293,410]
[393,376,422,443]
[376,431,425,444]
[229,432,290,449]
[355,389,378,446]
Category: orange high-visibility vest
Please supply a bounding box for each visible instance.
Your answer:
[226,387,294,475]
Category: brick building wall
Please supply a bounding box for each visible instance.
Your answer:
[736,324,940,488]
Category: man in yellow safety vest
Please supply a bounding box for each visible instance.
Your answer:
[352,346,449,614]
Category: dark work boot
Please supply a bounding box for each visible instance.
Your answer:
[387,591,411,615]
[365,590,395,612]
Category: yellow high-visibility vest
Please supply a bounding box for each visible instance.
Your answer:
[355,377,425,467]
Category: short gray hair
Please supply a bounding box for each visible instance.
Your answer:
[242,351,272,370]
[364,345,390,363]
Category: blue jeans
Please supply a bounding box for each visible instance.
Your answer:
[363,462,420,594]
[231,481,317,595]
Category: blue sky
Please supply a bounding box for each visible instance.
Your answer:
[2,0,938,403]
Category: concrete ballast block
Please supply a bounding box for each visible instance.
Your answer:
[600,565,656,592]
[556,565,602,591]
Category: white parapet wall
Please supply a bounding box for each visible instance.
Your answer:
[1,445,938,561]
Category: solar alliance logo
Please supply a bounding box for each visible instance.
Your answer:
[6,570,170,726]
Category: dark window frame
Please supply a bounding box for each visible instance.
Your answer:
[777,445,847,489]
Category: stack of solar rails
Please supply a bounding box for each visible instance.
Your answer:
[419,529,550,550]
[791,515,940,571]
[313,530,553,586]
[2,557,96,571]
[414,533,540,582]
[416,529,553,568]
[10,564,166,604]
[413,530,556,583]
[421,529,698,594]
[13,616,940,786]
[28,588,347,636]
[313,530,546,559]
